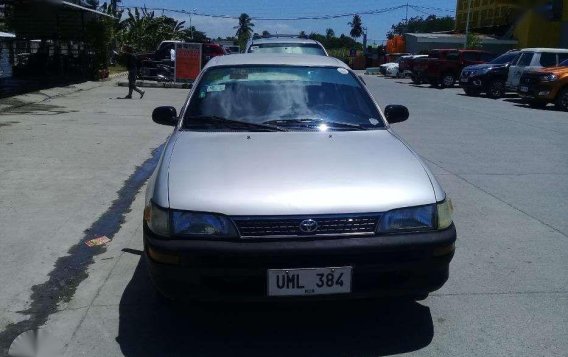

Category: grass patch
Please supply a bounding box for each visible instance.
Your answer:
[109,64,127,75]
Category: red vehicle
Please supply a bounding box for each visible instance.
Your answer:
[412,49,495,88]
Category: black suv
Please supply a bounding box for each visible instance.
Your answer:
[460,51,520,98]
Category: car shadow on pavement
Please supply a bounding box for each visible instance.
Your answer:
[503,98,556,111]
[116,258,434,357]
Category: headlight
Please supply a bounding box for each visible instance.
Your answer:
[143,201,170,237]
[377,200,454,233]
[377,204,435,233]
[540,74,558,82]
[436,199,453,230]
[171,211,237,237]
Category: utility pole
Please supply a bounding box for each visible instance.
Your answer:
[190,8,197,39]
[404,2,409,33]
[464,0,472,48]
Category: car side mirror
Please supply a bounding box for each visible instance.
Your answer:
[152,106,178,126]
[384,105,409,124]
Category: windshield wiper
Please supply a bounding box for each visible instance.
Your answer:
[186,115,287,132]
[263,118,368,131]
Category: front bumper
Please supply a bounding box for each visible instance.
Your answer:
[459,75,486,89]
[517,82,556,101]
[143,224,457,301]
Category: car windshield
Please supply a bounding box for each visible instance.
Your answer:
[248,43,326,55]
[183,65,383,131]
[489,52,519,65]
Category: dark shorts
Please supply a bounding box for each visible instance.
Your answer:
[128,70,137,89]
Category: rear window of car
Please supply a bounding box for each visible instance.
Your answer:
[539,52,557,67]
[446,52,459,61]
[516,52,534,66]
[462,52,479,62]
[248,43,326,56]
[428,51,440,59]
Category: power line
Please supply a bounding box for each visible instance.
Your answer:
[117,4,454,21]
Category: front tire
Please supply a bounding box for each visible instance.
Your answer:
[555,88,568,111]
[440,73,455,88]
[486,80,506,99]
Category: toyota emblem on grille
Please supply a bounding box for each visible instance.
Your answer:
[299,219,318,233]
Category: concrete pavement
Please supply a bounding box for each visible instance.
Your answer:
[1,75,567,356]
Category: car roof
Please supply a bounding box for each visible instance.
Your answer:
[250,37,322,46]
[204,53,348,69]
[519,48,568,53]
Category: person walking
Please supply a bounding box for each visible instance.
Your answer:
[123,45,145,99]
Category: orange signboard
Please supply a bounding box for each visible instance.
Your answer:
[175,43,202,82]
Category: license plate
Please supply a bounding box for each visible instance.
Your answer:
[520,86,529,92]
[460,78,468,82]
[267,267,352,296]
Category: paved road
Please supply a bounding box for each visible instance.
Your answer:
[0,76,567,356]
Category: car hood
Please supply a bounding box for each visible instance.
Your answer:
[463,63,506,71]
[531,66,568,75]
[167,130,437,216]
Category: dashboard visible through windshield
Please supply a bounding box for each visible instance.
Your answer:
[183,65,384,131]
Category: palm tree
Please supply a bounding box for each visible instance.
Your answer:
[235,13,254,49]
[325,28,335,39]
[299,31,307,38]
[349,15,363,39]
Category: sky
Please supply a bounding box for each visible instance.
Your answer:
[119,0,457,45]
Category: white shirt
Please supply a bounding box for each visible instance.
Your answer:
[170,48,176,61]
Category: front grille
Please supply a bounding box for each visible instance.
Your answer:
[520,74,540,85]
[232,215,380,238]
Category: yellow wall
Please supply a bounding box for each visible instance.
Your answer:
[514,11,562,47]
[456,0,568,48]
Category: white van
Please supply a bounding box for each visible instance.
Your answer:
[506,48,568,90]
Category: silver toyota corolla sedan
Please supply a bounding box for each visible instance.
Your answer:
[144,54,456,301]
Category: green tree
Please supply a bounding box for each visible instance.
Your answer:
[181,27,207,42]
[235,13,254,49]
[466,32,482,49]
[119,7,186,51]
[349,15,363,39]
[299,31,307,37]
[387,15,455,39]
[262,30,270,37]
[325,28,335,39]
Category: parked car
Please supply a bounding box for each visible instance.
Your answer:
[145,54,456,301]
[517,58,568,110]
[412,49,495,88]
[245,34,328,56]
[506,48,568,91]
[399,55,427,78]
[383,55,415,77]
[460,50,520,98]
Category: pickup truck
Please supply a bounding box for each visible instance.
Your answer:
[412,49,495,88]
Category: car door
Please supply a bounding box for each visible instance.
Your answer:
[507,51,534,88]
